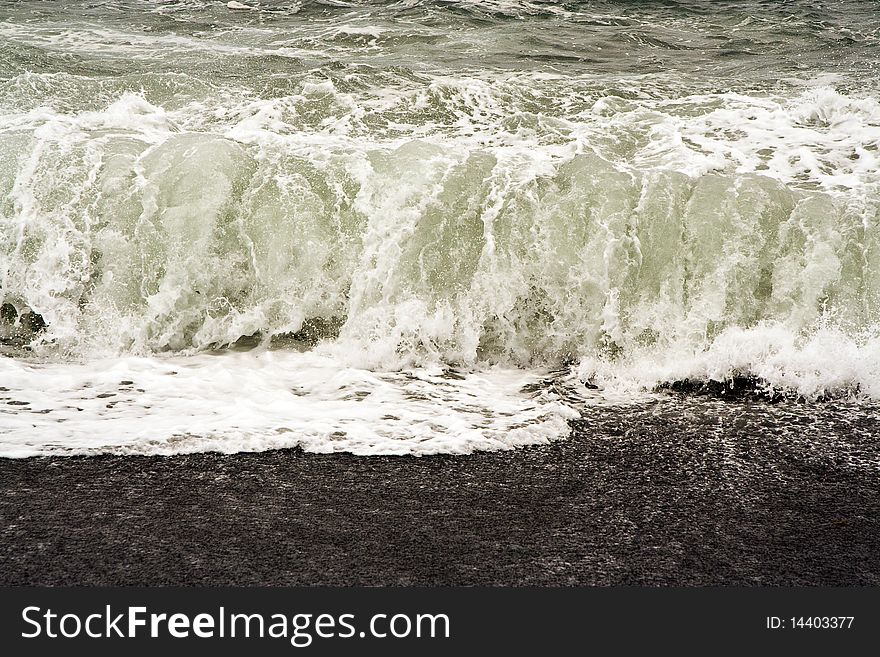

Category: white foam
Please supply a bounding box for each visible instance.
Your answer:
[0,350,577,458]
[578,322,880,400]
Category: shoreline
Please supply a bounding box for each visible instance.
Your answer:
[1,397,879,586]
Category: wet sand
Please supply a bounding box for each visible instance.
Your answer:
[1,395,878,586]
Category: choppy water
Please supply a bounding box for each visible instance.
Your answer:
[2,1,880,456]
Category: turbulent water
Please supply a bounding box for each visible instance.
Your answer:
[1,0,880,456]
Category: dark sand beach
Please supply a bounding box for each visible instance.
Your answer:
[2,395,878,586]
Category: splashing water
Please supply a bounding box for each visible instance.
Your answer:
[1,1,879,456]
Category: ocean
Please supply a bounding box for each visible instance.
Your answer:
[1,0,879,457]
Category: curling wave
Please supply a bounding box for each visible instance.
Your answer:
[2,83,879,399]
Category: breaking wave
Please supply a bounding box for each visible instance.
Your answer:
[3,81,880,398]
[1,1,879,456]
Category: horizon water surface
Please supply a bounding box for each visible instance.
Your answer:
[2,0,880,457]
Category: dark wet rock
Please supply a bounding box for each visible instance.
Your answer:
[0,301,47,346]
[660,377,791,402]
[0,303,17,324]
[19,310,46,334]
[274,316,345,348]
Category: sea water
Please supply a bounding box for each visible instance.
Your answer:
[1,1,879,456]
